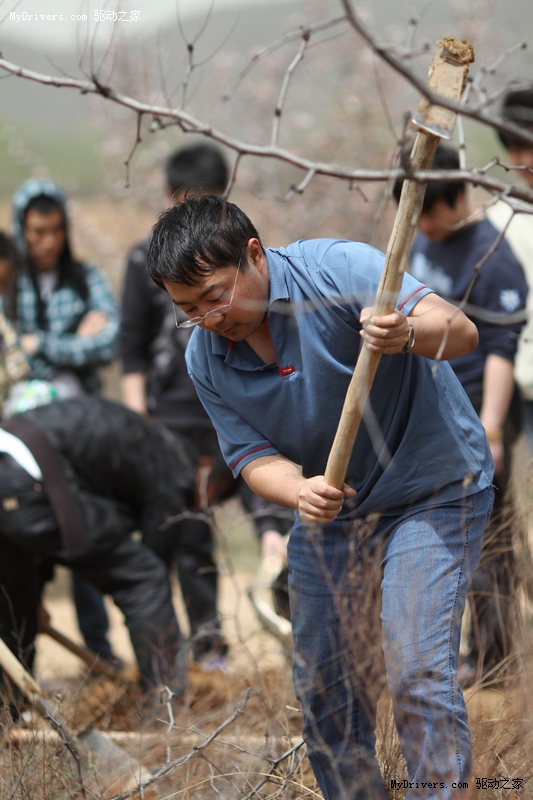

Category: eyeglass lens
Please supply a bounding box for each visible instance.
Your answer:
[173,247,245,329]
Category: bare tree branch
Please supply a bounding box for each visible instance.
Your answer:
[240,737,306,800]
[2,53,533,205]
[124,112,143,189]
[271,33,309,148]
[107,688,252,800]
[223,15,348,101]
[285,168,316,201]
[340,0,533,148]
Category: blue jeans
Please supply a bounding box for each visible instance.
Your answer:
[287,487,493,800]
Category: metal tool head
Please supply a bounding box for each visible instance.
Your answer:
[413,36,475,139]
[247,553,293,652]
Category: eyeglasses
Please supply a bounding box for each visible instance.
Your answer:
[173,247,245,329]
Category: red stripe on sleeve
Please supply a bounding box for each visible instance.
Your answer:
[230,444,274,471]
[397,285,428,312]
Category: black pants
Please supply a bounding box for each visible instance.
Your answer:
[0,534,186,695]
[70,423,226,662]
[72,574,114,658]
[165,425,230,658]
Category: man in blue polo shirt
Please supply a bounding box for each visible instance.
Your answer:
[147,195,494,800]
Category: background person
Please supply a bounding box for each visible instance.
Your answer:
[0,396,194,706]
[10,179,121,666]
[11,179,119,398]
[0,233,29,410]
[121,143,289,666]
[486,89,533,451]
[146,195,494,800]
[395,144,528,685]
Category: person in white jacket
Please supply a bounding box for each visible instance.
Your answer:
[487,90,533,450]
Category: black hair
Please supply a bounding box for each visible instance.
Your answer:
[0,233,18,321]
[498,90,533,149]
[23,193,89,329]
[393,144,464,212]
[147,195,263,288]
[165,143,229,196]
[25,195,64,218]
[0,231,16,263]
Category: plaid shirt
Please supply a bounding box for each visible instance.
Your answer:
[16,262,120,393]
[0,313,29,405]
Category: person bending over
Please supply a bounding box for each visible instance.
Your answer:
[0,396,193,707]
[146,195,494,800]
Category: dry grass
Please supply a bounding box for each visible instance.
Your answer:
[3,655,533,799]
[3,462,533,799]
[1,381,532,800]
[1,659,316,800]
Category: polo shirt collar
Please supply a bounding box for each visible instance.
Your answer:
[266,248,290,305]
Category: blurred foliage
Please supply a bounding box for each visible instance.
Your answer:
[0,118,103,196]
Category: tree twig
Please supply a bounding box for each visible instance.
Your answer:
[107,688,252,800]
[271,34,309,148]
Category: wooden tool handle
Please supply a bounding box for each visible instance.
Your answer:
[0,636,54,725]
[42,623,121,679]
[1,634,149,789]
[324,36,474,491]
[0,636,43,703]
[324,131,439,490]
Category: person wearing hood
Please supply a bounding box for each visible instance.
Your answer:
[10,179,119,397]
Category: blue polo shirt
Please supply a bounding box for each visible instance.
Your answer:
[410,218,527,398]
[186,238,493,518]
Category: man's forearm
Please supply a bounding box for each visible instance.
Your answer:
[121,372,148,415]
[408,294,479,360]
[479,354,515,476]
[242,455,304,509]
[242,455,356,524]
[479,354,515,432]
[360,293,479,360]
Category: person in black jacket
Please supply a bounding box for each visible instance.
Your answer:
[0,396,194,701]
[121,144,289,667]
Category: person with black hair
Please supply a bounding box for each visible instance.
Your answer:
[165,144,230,201]
[121,143,230,430]
[395,144,528,686]
[146,194,494,799]
[120,143,290,670]
[10,179,121,666]
[11,180,119,397]
[486,89,533,450]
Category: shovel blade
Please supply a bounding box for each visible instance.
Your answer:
[413,36,475,139]
[78,727,153,796]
